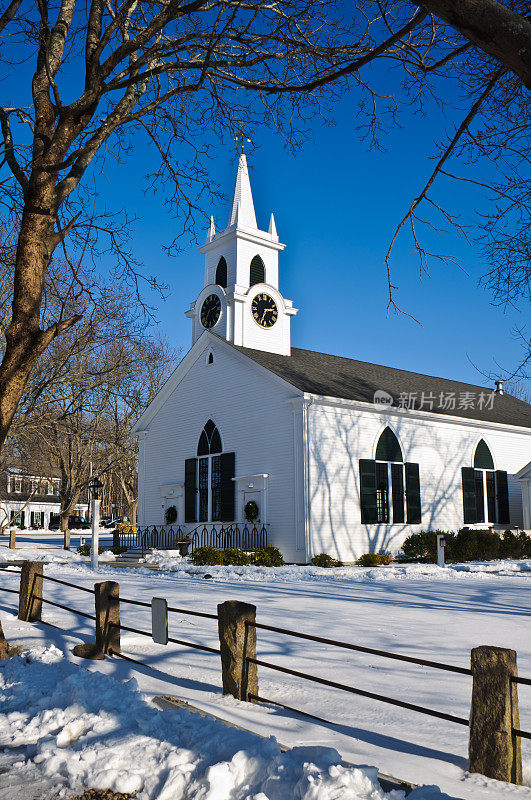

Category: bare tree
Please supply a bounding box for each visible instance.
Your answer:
[0,0,527,453]
[99,334,179,524]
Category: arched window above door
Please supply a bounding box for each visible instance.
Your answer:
[375,427,403,462]
[197,419,222,456]
[250,255,265,287]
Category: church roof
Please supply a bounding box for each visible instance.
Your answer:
[234,344,531,429]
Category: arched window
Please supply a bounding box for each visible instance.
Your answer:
[193,420,223,523]
[474,439,494,470]
[197,419,222,456]
[250,255,265,287]
[375,427,403,462]
[462,440,509,524]
[359,428,421,525]
[215,257,227,288]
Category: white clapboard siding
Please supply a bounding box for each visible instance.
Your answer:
[306,400,531,562]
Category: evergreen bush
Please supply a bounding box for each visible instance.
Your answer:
[222,548,252,566]
[311,553,342,568]
[190,546,224,565]
[401,527,531,563]
[357,553,392,567]
[76,544,105,556]
[251,546,284,566]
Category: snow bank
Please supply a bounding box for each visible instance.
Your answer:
[137,554,531,583]
[0,645,416,799]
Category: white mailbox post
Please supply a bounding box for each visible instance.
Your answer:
[89,477,103,570]
[436,533,446,568]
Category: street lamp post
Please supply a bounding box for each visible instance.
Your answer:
[89,478,103,570]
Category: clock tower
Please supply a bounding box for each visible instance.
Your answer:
[186,155,297,355]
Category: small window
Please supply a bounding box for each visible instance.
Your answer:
[250,255,265,287]
[207,352,214,365]
[215,257,227,288]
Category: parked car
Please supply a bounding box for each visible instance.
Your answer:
[49,515,90,530]
[102,517,123,529]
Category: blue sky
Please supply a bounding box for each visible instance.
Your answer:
[3,52,526,389]
[114,93,526,391]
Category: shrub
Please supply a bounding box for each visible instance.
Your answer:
[165,505,177,525]
[357,553,393,567]
[251,546,284,567]
[451,528,501,562]
[311,553,342,568]
[222,548,252,566]
[499,529,531,559]
[111,545,128,555]
[77,544,105,556]
[401,530,452,562]
[191,546,224,566]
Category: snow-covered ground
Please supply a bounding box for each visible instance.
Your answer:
[1,550,531,799]
[0,529,116,564]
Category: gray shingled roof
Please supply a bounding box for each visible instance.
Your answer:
[234,344,531,429]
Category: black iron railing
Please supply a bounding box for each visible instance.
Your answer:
[114,522,268,556]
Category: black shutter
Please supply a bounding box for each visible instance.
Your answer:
[496,470,510,524]
[405,463,421,524]
[220,452,235,522]
[184,458,197,522]
[461,466,477,524]
[391,463,405,524]
[359,459,378,523]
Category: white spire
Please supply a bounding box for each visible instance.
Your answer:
[228,154,257,229]
[268,212,278,241]
[206,215,216,243]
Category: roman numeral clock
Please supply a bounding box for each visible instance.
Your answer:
[187,154,298,356]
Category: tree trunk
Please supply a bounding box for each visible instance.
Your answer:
[418,0,531,90]
[60,510,70,550]
[0,196,54,453]
[128,498,137,526]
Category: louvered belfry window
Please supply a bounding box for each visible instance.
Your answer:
[184,421,235,523]
[249,255,265,286]
[215,257,227,288]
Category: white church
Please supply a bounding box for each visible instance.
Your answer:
[134,156,531,563]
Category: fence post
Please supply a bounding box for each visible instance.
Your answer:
[8,528,15,549]
[0,619,9,658]
[73,580,120,660]
[469,645,522,784]
[18,561,43,622]
[217,600,258,701]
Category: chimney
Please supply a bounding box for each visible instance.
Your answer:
[495,380,504,395]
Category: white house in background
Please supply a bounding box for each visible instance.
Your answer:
[134,155,531,563]
[516,462,531,530]
[0,464,88,529]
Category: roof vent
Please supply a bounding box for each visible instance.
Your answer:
[495,380,504,395]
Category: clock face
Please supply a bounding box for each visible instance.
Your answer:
[251,293,278,328]
[200,294,221,329]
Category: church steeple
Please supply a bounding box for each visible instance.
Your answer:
[228,154,257,229]
[190,155,297,355]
